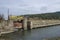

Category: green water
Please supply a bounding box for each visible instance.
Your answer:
[0,25,60,40]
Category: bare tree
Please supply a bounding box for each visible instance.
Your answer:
[0,14,4,22]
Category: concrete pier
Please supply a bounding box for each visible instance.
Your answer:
[23,17,28,30]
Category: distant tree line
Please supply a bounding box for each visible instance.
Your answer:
[24,11,60,20]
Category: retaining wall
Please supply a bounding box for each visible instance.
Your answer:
[29,20,60,29]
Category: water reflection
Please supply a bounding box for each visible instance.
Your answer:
[0,30,32,40]
[0,25,60,40]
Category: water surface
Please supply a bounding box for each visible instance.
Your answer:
[0,25,60,40]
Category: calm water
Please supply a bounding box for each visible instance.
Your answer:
[0,25,60,40]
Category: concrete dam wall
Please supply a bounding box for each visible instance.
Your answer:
[30,20,60,29]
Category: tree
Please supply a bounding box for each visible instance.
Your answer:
[0,14,4,22]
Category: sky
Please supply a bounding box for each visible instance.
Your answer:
[0,0,60,19]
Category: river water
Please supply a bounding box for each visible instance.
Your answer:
[0,25,60,40]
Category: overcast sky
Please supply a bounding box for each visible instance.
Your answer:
[0,0,60,19]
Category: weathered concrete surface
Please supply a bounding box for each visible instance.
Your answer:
[0,20,14,36]
[29,20,60,29]
[23,18,28,30]
[0,19,60,32]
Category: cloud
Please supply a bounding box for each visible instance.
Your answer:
[0,0,60,15]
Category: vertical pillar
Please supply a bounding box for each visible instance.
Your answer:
[23,17,27,30]
[27,21,31,30]
[30,21,33,29]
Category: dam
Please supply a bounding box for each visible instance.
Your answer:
[0,17,60,36]
[23,18,60,30]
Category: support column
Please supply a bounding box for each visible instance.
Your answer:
[30,21,33,29]
[23,17,27,30]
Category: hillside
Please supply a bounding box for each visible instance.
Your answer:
[23,11,60,20]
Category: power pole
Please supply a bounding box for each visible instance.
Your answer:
[7,8,9,26]
[8,8,9,20]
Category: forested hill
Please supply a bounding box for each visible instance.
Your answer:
[23,12,60,20]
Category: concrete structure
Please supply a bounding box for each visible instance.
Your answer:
[23,17,28,30]
[22,18,60,30]
[29,20,60,29]
[0,17,60,36]
[0,20,14,36]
